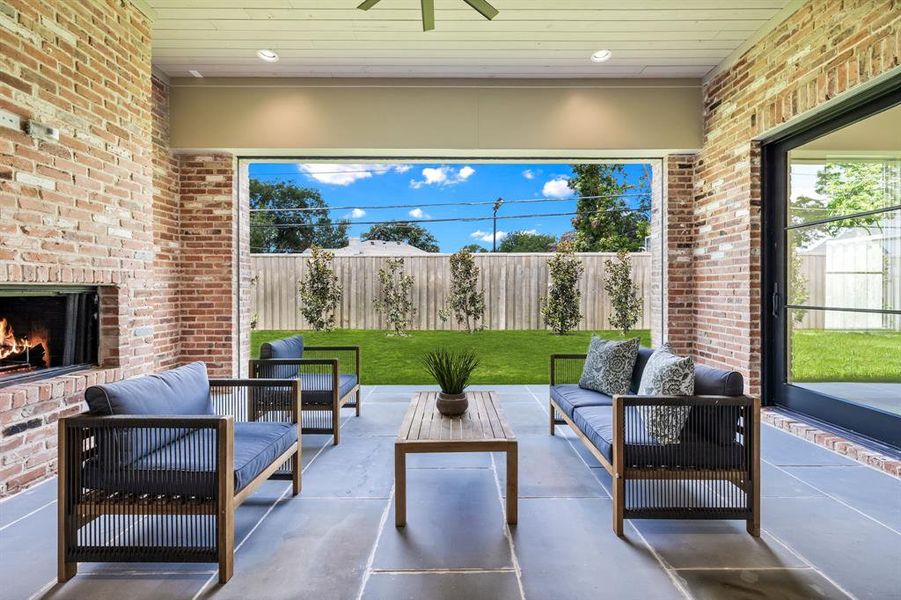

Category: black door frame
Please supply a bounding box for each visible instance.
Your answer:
[761,75,901,448]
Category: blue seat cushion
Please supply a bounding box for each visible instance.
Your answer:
[299,373,358,406]
[572,405,746,469]
[84,362,213,463]
[259,336,304,379]
[83,421,298,497]
[550,384,612,419]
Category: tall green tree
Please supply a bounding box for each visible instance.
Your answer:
[446,249,485,333]
[250,179,349,253]
[498,230,557,252]
[362,221,440,252]
[604,250,643,336]
[458,243,486,253]
[568,164,650,252]
[298,246,342,331]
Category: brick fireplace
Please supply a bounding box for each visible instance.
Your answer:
[0,1,245,496]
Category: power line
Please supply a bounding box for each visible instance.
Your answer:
[249,206,648,229]
[249,193,649,214]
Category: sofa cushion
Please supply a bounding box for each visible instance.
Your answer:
[683,366,745,446]
[572,405,746,469]
[259,336,305,378]
[579,337,640,396]
[83,421,298,497]
[84,362,213,463]
[550,384,612,419]
[637,344,695,444]
[630,347,655,393]
[299,373,359,406]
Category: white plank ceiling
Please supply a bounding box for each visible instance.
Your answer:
[148,0,793,78]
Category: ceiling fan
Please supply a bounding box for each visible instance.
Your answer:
[357,0,499,32]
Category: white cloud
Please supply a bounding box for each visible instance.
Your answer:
[542,176,575,199]
[408,208,430,219]
[410,165,475,189]
[470,229,508,243]
[522,169,536,180]
[298,163,411,186]
[345,208,366,219]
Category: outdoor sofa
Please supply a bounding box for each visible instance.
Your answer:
[58,362,301,584]
[549,347,760,536]
[249,335,361,444]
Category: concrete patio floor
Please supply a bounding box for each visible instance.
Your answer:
[1,385,899,600]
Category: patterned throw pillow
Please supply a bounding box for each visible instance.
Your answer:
[579,337,640,396]
[637,344,695,444]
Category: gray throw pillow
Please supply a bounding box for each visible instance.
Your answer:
[579,337,640,396]
[637,344,695,444]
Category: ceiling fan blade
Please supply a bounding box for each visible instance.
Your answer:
[421,0,435,31]
[357,0,381,10]
[462,0,499,20]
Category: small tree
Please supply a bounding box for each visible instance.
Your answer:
[604,250,643,335]
[541,241,584,335]
[446,249,485,333]
[373,258,417,336]
[298,246,342,331]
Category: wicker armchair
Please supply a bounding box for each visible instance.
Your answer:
[549,350,760,536]
[249,335,361,444]
[58,363,301,585]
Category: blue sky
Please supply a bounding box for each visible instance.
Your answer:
[249,162,650,252]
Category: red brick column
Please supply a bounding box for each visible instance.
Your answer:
[660,155,697,356]
[178,154,241,377]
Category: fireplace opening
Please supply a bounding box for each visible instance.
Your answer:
[0,287,99,387]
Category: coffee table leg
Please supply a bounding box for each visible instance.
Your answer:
[506,443,518,525]
[395,445,406,527]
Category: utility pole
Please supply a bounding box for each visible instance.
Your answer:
[492,197,504,252]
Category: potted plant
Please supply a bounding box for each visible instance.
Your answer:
[421,348,480,416]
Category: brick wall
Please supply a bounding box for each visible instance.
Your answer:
[151,73,181,371]
[0,3,244,496]
[178,154,240,377]
[0,0,156,494]
[686,0,899,393]
[662,155,697,356]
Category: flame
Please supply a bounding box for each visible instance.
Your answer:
[0,318,48,365]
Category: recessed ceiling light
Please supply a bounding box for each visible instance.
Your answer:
[590,49,612,63]
[256,49,279,62]
[188,69,203,78]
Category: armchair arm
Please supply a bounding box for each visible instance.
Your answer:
[549,354,587,385]
[210,378,300,424]
[611,394,758,470]
[58,414,232,500]
[303,346,361,378]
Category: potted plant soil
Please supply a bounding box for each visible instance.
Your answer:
[421,348,480,416]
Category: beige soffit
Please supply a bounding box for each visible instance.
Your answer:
[703,0,806,84]
[130,0,156,21]
[148,0,794,80]
[167,77,703,156]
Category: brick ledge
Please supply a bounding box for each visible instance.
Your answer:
[762,408,901,478]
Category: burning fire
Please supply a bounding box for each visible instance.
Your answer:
[0,318,48,365]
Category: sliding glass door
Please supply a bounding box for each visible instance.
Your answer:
[763,82,901,447]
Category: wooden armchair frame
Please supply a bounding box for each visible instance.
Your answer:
[58,378,301,585]
[249,345,361,444]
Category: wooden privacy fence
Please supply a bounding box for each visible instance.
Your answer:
[250,253,654,331]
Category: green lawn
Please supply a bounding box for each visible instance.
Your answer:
[790,330,901,383]
[251,328,901,385]
[251,329,651,385]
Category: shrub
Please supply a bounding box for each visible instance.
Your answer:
[541,241,584,335]
[373,257,416,336]
[298,246,342,331]
[604,250,643,335]
[446,249,485,333]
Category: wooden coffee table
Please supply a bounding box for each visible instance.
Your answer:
[395,390,518,527]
